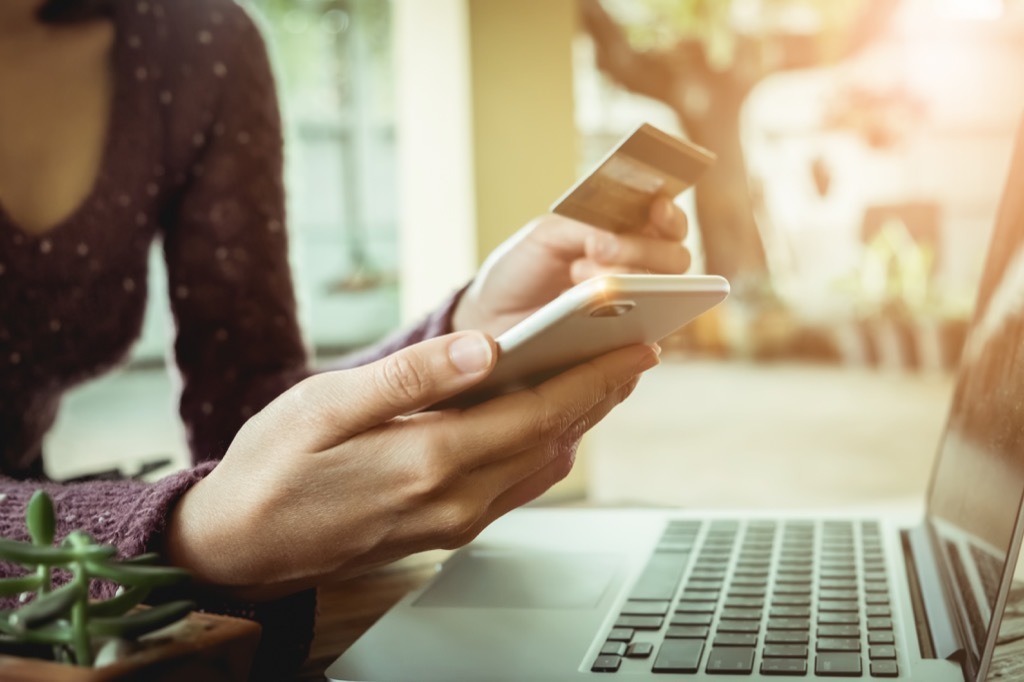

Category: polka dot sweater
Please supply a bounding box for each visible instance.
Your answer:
[0,0,460,677]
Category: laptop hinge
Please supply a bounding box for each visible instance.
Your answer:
[903,525,966,664]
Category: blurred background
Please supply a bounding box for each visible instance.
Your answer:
[45,0,1024,512]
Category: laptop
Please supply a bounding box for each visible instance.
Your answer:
[326,119,1024,682]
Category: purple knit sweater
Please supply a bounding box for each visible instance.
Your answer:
[0,0,457,677]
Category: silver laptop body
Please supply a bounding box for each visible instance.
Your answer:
[327,120,1024,682]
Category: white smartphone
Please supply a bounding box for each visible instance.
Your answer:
[446,274,729,407]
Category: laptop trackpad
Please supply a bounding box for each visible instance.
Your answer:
[413,549,620,609]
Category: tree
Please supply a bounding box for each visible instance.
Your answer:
[579,0,898,290]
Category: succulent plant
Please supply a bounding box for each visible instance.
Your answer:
[0,490,195,667]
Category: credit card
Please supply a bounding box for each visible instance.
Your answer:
[551,123,715,233]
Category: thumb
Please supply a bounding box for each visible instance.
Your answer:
[297,331,496,447]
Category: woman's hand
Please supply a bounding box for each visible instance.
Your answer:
[163,331,659,600]
[453,195,691,337]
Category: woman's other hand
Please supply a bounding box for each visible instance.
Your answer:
[453,195,691,337]
[163,331,659,599]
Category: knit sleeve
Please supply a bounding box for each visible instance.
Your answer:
[160,7,309,464]
[0,464,313,680]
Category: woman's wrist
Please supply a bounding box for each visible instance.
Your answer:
[161,474,320,601]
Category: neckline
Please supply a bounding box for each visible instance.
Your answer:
[0,12,127,242]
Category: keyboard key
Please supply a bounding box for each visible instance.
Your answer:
[615,615,663,630]
[706,647,755,674]
[713,633,758,647]
[725,597,763,609]
[818,625,861,638]
[767,618,810,630]
[621,600,670,616]
[735,562,769,571]
[763,644,809,658]
[691,570,728,580]
[652,639,705,673]
[600,641,627,656]
[666,626,709,639]
[817,638,862,652]
[676,601,716,614]
[820,580,858,590]
[687,580,724,591]
[776,574,813,584]
[869,645,896,659]
[770,607,810,618]
[866,594,890,605]
[866,606,891,617]
[681,591,719,602]
[606,627,634,642]
[626,642,654,658]
[629,553,689,601]
[774,585,811,595]
[761,658,808,675]
[766,631,809,644]
[591,655,622,672]
[819,590,858,601]
[870,660,899,677]
[868,632,894,645]
[717,620,759,633]
[721,608,762,621]
[815,652,863,676]
[729,587,766,598]
[671,614,712,627]
[819,613,860,625]
[773,595,811,606]
[867,618,893,631]
[819,601,859,613]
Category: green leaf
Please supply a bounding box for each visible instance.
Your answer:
[118,552,160,565]
[0,538,78,565]
[0,575,42,598]
[7,577,85,631]
[87,585,151,619]
[84,560,190,588]
[60,532,118,561]
[26,490,56,547]
[0,615,72,644]
[88,601,196,639]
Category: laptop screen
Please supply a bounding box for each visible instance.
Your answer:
[926,117,1024,677]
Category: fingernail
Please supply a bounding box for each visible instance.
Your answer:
[449,333,493,374]
[660,198,674,224]
[651,342,662,355]
[636,346,661,372]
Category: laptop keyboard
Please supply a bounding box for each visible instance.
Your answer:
[590,519,900,677]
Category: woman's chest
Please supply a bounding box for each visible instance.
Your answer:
[0,22,117,237]
[0,224,158,386]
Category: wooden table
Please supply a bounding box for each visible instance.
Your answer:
[297,550,1024,681]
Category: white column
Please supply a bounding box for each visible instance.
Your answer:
[392,0,478,323]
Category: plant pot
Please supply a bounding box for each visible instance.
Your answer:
[0,611,260,682]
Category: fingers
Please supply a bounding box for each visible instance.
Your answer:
[471,374,641,500]
[647,195,689,241]
[580,231,692,273]
[429,375,643,551]
[443,344,658,468]
[285,332,498,450]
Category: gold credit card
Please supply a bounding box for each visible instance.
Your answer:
[551,123,715,233]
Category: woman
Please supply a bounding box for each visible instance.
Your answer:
[0,0,691,676]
